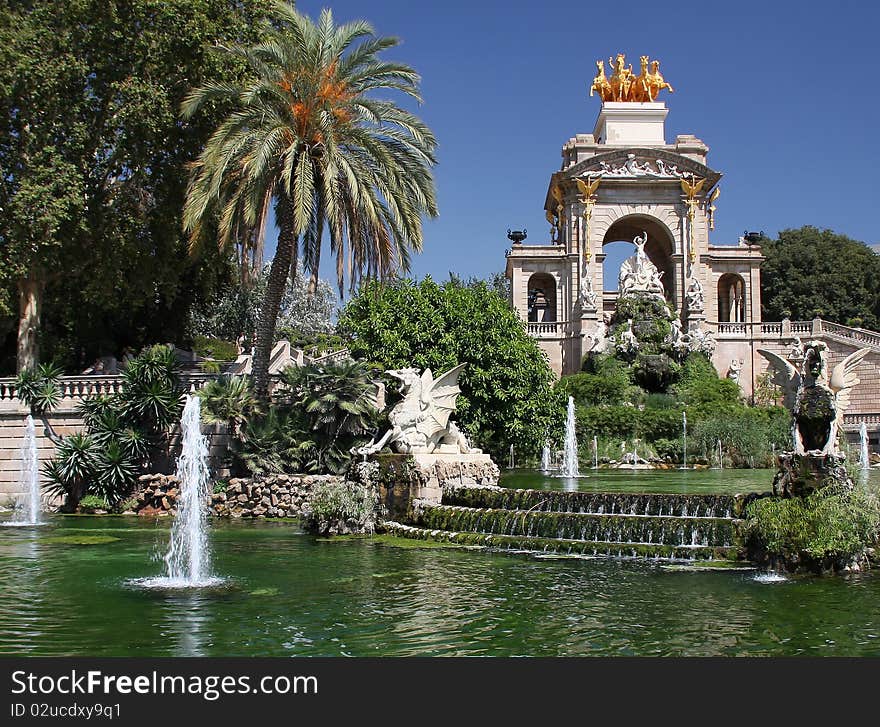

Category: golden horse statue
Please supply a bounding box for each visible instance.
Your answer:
[646,60,674,101]
[589,54,674,102]
[590,60,613,101]
[630,55,650,102]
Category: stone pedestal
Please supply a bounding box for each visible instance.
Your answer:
[593,102,668,145]
[772,452,852,497]
[359,452,499,522]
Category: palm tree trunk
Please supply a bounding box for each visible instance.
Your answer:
[17,268,44,372]
[252,196,297,402]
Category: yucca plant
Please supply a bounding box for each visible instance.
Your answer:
[182,1,438,401]
[42,433,95,512]
[15,362,63,415]
[90,440,138,506]
[232,406,316,476]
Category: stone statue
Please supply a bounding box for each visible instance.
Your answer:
[788,336,804,363]
[577,276,599,312]
[616,318,639,355]
[668,318,689,356]
[758,342,871,458]
[685,277,704,312]
[357,364,473,455]
[619,231,664,298]
[687,326,716,356]
[727,359,742,383]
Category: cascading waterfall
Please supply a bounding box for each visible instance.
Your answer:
[561,396,579,477]
[160,395,216,587]
[859,423,870,472]
[8,415,40,526]
[541,442,552,472]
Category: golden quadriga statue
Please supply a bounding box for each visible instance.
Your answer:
[591,54,673,102]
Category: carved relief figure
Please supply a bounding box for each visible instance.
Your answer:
[685,277,705,312]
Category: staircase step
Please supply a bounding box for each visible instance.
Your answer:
[442,485,741,518]
[419,504,737,548]
[385,521,740,562]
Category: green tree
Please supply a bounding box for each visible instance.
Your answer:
[0,0,271,372]
[761,226,880,328]
[182,2,438,401]
[338,277,564,460]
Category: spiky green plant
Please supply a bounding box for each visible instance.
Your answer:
[182,1,438,401]
[279,359,378,473]
[197,375,259,436]
[42,433,95,511]
[15,362,63,414]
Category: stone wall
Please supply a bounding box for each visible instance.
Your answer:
[132,472,342,519]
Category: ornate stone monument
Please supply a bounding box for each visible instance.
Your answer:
[356,365,499,518]
[759,342,871,495]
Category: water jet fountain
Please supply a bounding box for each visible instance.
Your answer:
[561,396,579,478]
[138,395,220,588]
[5,415,41,526]
[859,422,870,474]
[541,442,551,472]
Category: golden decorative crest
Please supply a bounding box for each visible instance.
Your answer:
[590,54,674,102]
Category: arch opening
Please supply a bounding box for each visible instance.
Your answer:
[718,273,745,322]
[601,215,676,303]
[527,273,557,322]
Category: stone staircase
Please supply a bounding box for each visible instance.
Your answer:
[384,484,746,562]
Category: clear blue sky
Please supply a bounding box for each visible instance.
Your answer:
[286,0,879,289]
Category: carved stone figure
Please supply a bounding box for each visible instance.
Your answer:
[577,276,599,312]
[687,327,716,356]
[758,342,871,458]
[357,364,468,455]
[787,336,804,363]
[685,277,705,312]
[619,232,664,298]
[667,318,689,356]
[616,318,639,355]
[727,359,742,383]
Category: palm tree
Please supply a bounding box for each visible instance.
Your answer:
[182,1,438,401]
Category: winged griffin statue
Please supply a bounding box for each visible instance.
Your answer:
[758,342,871,457]
[357,364,480,456]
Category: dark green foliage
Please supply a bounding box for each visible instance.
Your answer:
[41,346,184,509]
[77,495,110,514]
[744,484,880,571]
[197,376,259,437]
[0,0,272,371]
[692,407,789,468]
[674,352,741,407]
[192,336,239,362]
[761,226,880,328]
[278,360,379,474]
[338,277,564,459]
[231,407,316,476]
[558,357,632,407]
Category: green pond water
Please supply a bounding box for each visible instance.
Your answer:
[3,466,880,657]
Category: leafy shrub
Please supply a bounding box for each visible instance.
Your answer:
[78,495,109,513]
[232,407,316,476]
[743,484,880,571]
[302,480,380,535]
[557,368,631,406]
[192,335,239,361]
[692,406,788,467]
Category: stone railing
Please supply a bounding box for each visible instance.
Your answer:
[843,412,880,428]
[820,321,880,351]
[0,372,220,403]
[527,320,569,337]
[310,348,351,365]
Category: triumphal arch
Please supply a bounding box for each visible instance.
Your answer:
[505,53,762,384]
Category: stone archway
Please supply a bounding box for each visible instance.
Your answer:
[601,214,677,303]
[527,272,557,322]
